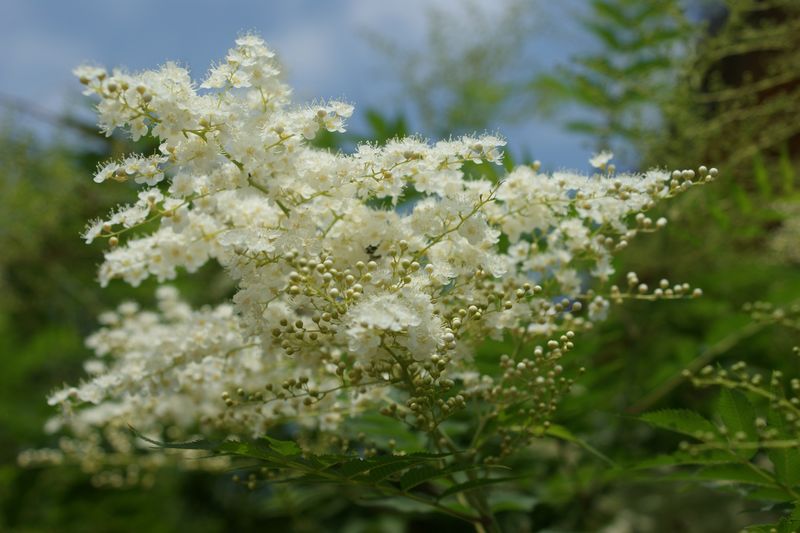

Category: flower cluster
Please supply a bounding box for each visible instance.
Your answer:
[38,36,712,481]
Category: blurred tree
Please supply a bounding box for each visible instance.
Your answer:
[374,0,692,162]
[652,0,800,174]
[531,0,691,157]
[368,0,540,136]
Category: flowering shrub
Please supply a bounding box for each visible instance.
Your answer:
[31,36,714,527]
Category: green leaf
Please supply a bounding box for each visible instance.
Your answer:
[262,436,302,456]
[623,56,672,77]
[717,389,758,457]
[584,21,626,51]
[640,409,718,440]
[404,451,456,459]
[768,446,800,487]
[766,382,800,486]
[271,472,339,485]
[592,1,632,28]
[397,462,488,491]
[779,505,800,533]
[363,460,422,483]
[743,486,798,503]
[337,453,449,481]
[399,465,442,491]
[355,495,438,514]
[438,476,522,501]
[131,429,305,461]
[338,457,389,479]
[218,440,289,461]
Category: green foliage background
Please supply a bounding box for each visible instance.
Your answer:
[2,0,800,531]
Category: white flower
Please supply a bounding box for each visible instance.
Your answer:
[589,150,614,169]
[37,35,708,476]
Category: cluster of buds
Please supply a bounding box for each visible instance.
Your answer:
[609,273,702,303]
[686,362,800,434]
[744,300,800,331]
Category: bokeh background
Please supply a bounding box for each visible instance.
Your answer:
[1,0,586,165]
[2,0,799,531]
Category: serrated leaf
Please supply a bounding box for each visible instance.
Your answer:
[767,416,800,488]
[779,505,800,533]
[399,465,442,491]
[359,458,424,483]
[717,389,758,458]
[216,439,340,472]
[769,447,800,487]
[403,451,454,459]
[262,436,302,456]
[270,472,339,485]
[355,495,439,514]
[132,428,307,462]
[218,440,284,461]
[397,462,496,492]
[336,453,449,480]
[640,409,719,441]
[337,457,383,479]
[438,476,522,500]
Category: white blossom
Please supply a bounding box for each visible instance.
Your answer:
[37,36,713,480]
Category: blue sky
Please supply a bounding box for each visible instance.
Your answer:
[1,0,593,168]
